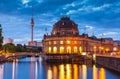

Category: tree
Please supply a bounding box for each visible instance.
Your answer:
[15,44,26,52]
[2,43,16,53]
[0,24,3,50]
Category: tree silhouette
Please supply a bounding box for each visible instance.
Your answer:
[0,24,3,50]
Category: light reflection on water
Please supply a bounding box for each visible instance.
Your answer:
[0,57,120,79]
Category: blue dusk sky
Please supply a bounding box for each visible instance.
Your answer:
[0,0,120,44]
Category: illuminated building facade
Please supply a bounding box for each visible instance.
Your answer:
[42,17,117,54]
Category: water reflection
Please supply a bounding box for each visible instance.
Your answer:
[12,59,18,79]
[93,65,106,79]
[0,64,4,79]
[0,57,120,79]
[82,65,87,79]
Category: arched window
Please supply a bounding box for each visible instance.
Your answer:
[79,46,82,53]
[67,46,71,53]
[74,46,77,53]
[60,46,64,54]
[53,47,57,53]
[48,47,51,53]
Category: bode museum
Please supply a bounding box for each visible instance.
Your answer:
[42,17,120,55]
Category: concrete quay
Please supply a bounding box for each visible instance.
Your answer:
[96,55,120,72]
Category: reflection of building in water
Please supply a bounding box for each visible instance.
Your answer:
[66,64,72,79]
[12,62,15,79]
[59,64,65,79]
[30,57,35,79]
[82,65,87,79]
[73,64,78,79]
[12,60,18,79]
[43,17,117,54]
[46,64,106,79]
[53,65,57,79]
[46,64,89,79]
[47,67,52,79]
[99,68,106,79]
[93,65,98,79]
[0,65,4,79]
[35,62,38,79]
[93,65,106,79]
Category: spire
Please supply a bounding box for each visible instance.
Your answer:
[30,6,34,27]
[30,4,35,46]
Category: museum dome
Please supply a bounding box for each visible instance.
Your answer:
[52,17,79,36]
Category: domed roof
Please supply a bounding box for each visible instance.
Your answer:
[52,17,79,36]
[90,35,97,39]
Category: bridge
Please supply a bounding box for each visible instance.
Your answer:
[0,52,90,63]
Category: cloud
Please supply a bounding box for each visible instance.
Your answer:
[92,4,111,11]
[22,0,30,4]
[0,0,120,44]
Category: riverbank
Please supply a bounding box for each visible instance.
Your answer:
[96,55,120,72]
[0,54,26,63]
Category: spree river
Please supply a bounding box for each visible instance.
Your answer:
[0,57,120,79]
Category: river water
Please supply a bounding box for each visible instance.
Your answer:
[0,57,120,79]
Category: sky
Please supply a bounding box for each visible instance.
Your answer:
[0,0,120,44]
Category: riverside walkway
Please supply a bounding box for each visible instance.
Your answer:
[0,52,42,62]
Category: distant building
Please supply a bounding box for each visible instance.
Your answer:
[4,38,14,44]
[28,41,42,47]
[113,41,120,52]
[42,17,117,54]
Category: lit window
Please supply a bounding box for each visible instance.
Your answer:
[49,41,51,45]
[74,41,77,44]
[74,46,77,53]
[53,47,57,53]
[79,46,82,53]
[67,46,71,53]
[67,40,70,44]
[48,47,51,53]
[60,46,64,53]
[60,41,63,44]
[53,41,57,44]
[105,48,109,52]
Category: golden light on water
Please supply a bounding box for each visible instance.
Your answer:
[53,65,57,79]
[82,65,87,79]
[73,64,78,79]
[93,65,98,79]
[66,64,71,79]
[99,68,106,79]
[59,64,64,79]
[47,67,52,79]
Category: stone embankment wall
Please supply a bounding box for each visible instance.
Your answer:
[96,56,120,72]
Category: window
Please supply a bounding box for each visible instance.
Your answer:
[53,41,57,45]
[67,46,71,53]
[67,40,70,44]
[48,47,51,53]
[74,46,77,53]
[60,41,63,44]
[53,47,57,53]
[49,41,51,45]
[79,46,82,53]
[60,46,64,53]
[74,41,77,44]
